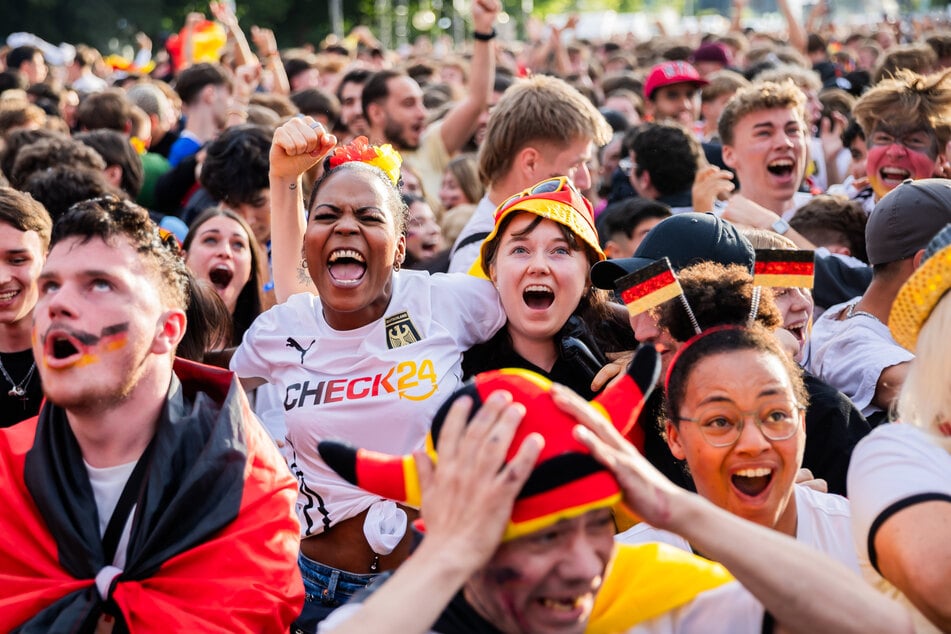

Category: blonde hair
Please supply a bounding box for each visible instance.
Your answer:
[718,80,806,146]
[478,74,612,186]
[853,68,951,149]
[742,228,797,250]
[896,292,951,451]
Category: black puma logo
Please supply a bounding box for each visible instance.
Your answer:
[286,337,315,364]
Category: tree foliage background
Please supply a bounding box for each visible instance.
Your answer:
[1,0,573,52]
[1,0,373,52]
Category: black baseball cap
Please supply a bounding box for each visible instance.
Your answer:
[591,212,755,290]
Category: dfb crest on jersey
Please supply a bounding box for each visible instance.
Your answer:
[385,311,421,349]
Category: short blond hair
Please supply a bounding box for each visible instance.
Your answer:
[718,80,806,146]
[478,74,611,186]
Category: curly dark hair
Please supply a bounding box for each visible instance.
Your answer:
[657,262,782,343]
[23,166,121,222]
[624,122,701,197]
[52,195,189,310]
[199,124,271,207]
[10,137,106,189]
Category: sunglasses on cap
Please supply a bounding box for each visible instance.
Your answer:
[496,177,587,218]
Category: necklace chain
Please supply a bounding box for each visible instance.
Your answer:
[0,354,36,398]
[845,301,880,322]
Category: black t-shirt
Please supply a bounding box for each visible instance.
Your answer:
[0,348,42,428]
[801,372,870,496]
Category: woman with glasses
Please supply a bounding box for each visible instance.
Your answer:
[617,264,859,571]
[463,176,635,399]
[232,121,506,629]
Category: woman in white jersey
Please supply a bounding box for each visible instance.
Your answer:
[849,224,951,632]
[231,119,505,629]
[617,264,858,571]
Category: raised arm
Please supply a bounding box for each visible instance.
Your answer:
[269,117,336,302]
[209,0,256,68]
[251,25,290,96]
[776,0,808,55]
[436,0,499,155]
[554,384,914,634]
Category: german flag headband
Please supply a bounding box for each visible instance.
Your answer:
[616,257,701,335]
[318,345,660,541]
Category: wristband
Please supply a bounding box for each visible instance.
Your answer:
[473,28,497,41]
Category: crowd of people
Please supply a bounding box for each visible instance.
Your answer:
[1,0,951,630]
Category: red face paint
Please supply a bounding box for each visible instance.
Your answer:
[866,124,940,198]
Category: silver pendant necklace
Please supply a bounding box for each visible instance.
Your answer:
[0,354,36,399]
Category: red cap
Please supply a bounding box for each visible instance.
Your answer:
[643,61,708,100]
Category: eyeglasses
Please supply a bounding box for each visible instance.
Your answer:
[496,177,583,217]
[676,402,804,447]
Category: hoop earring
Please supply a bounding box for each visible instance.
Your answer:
[300,258,308,269]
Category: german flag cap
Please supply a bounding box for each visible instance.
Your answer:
[753,249,815,289]
[318,345,660,541]
[615,257,684,317]
[469,177,604,279]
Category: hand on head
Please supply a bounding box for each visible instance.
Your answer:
[552,383,683,528]
[415,391,543,571]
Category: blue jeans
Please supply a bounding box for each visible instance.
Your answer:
[292,552,379,633]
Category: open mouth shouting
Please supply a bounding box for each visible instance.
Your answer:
[523,284,555,310]
[731,466,774,499]
[785,322,806,349]
[766,158,796,181]
[208,264,234,290]
[328,248,367,287]
[40,323,129,369]
[877,165,911,189]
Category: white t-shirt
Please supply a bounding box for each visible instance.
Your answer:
[804,299,913,418]
[448,194,497,274]
[85,459,137,568]
[617,485,858,571]
[230,270,505,536]
[848,423,951,633]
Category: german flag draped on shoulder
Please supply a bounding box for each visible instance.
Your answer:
[0,358,303,633]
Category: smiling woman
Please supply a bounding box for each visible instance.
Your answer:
[230,119,506,630]
[462,177,636,400]
[617,282,861,572]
